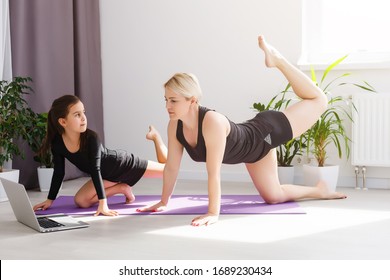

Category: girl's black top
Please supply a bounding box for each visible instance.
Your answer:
[48,132,148,201]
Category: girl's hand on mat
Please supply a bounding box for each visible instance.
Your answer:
[136,201,167,212]
[94,199,119,217]
[191,213,219,226]
[94,207,119,217]
[33,199,53,211]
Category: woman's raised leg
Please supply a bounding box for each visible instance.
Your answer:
[248,36,346,202]
[258,35,328,138]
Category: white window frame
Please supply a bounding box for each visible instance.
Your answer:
[299,0,390,70]
[1,0,13,80]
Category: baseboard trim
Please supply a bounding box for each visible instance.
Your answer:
[178,170,390,189]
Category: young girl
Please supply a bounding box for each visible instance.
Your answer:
[33,95,167,216]
[137,35,347,226]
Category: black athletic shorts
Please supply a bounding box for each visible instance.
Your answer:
[256,110,293,148]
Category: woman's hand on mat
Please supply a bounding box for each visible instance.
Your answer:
[33,199,53,211]
[191,213,219,226]
[136,201,167,212]
[94,199,119,217]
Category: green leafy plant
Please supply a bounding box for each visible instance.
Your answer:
[26,112,53,168]
[303,55,376,167]
[0,77,36,172]
[253,86,304,166]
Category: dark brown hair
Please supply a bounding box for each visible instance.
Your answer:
[39,95,96,157]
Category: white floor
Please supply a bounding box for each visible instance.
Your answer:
[1,177,390,260]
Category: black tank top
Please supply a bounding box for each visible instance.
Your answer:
[176,106,273,164]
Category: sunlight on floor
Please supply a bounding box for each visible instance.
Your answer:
[146,207,390,243]
[73,215,125,222]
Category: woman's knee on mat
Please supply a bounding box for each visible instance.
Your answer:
[260,189,286,204]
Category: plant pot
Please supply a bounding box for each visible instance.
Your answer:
[303,164,339,192]
[0,169,20,202]
[278,166,295,185]
[37,167,54,192]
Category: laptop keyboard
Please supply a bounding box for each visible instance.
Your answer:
[37,217,65,228]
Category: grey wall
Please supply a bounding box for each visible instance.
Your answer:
[99,0,390,188]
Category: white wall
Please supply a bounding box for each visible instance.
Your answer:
[99,0,390,188]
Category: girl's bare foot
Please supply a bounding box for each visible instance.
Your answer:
[258,35,284,68]
[122,185,135,204]
[146,125,159,141]
[146,125,168,163]
[316,180,347,199]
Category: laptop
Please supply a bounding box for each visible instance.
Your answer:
[1,178,89,233]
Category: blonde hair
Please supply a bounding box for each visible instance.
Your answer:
[164,73,202,102]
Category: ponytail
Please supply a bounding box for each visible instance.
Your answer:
[38,109,58,156]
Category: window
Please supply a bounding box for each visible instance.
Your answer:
[299,0,390,69]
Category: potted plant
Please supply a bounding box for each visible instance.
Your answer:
[0,77,36,201]
[302,55,376,191]
[253,86,305,184]
[26,112,54,191]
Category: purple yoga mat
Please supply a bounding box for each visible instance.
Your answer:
[35,195,305,216]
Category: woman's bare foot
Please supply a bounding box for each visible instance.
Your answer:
[316,180,347,199]
[258,35,285,68]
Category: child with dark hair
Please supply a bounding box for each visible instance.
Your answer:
[33,95,167,216]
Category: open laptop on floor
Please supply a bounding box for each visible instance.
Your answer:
[1,178,89,233]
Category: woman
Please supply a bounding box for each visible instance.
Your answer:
[138,35,346,226]
[33,95,167,216]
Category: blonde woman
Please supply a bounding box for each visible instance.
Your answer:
[138,35,346,226]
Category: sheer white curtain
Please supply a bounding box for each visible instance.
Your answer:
[1,0,12,80]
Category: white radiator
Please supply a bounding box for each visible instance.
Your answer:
[351,92,390,167]
[351,93,390,190]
